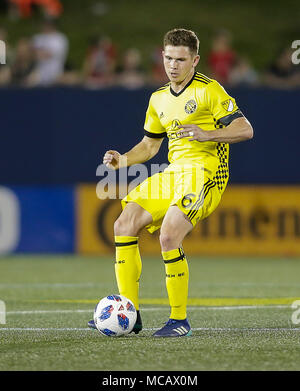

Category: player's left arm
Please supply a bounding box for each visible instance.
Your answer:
[177,116,253,144]
[178,81,253,143]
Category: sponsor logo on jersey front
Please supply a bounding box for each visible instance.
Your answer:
[171,119,182,130]
[167,119,182,140]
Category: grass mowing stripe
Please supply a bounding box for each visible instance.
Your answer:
[0,328,91,331]
[1,327,300,332]
[2,282,300,288]
[142,297,300,306]
[5,305,292,315]
[32,297,300,305]
[189,305,290,310]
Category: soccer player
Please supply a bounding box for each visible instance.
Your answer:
[89,28,253,337]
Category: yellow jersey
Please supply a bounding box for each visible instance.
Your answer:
[144,71,243,192]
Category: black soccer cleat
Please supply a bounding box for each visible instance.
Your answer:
[130,310,142,334]
[88,310,143,334]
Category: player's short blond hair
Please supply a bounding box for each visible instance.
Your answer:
[163,28,199,55]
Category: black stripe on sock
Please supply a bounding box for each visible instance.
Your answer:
[163,254,185,264]
[115,240,138,247]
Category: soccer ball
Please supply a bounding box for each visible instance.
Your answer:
[94,294,137,337]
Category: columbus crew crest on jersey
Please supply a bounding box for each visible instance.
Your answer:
[184,99,197,114]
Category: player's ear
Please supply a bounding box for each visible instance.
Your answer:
[162,50,165,59]
[193,54,200,67]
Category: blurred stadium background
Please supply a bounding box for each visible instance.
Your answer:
[0,0,299,256]
[1,0,300,371]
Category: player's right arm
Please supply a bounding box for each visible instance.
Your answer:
[104,93,165,170]
[103,136,163,170]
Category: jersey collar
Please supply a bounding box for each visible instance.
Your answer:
[170,71,196,97]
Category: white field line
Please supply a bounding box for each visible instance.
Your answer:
[0,327,300,332]
[5,305,290,315]
[7,309,92,314]
[0,283,104,288]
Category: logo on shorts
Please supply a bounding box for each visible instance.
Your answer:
[221,99,234,112]
[184,99,197,114]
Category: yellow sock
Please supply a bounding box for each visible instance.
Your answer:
[114,236,142,310]
[162,248,189,320]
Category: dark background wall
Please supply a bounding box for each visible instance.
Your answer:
[1,87,299,185]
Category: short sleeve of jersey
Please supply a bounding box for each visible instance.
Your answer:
[144,95,166,138]
[205,81,243,126]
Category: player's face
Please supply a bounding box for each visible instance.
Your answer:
[163,45,199,83]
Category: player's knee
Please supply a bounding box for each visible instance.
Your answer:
[114,216,130,236]
[159,232,178,251]
[114,214,140,236]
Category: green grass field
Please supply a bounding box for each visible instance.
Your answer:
[1,255,300,371]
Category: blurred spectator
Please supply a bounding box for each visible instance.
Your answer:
[150,46,168,86]
[0,27,12,85]
[8,0,63,18]
[117,48,146,89]
[228,56,259,87]
[9,37,36,86]
[83,36,117,89]
[263,47,300,89]
[207,29,236,84]
[57,60,83,86]
[0,1,9,13]
[30,19,68,86]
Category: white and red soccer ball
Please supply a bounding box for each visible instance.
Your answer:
[93,295,137,337]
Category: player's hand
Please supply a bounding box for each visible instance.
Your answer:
[176,124,211,142]
[103,150,127,170]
